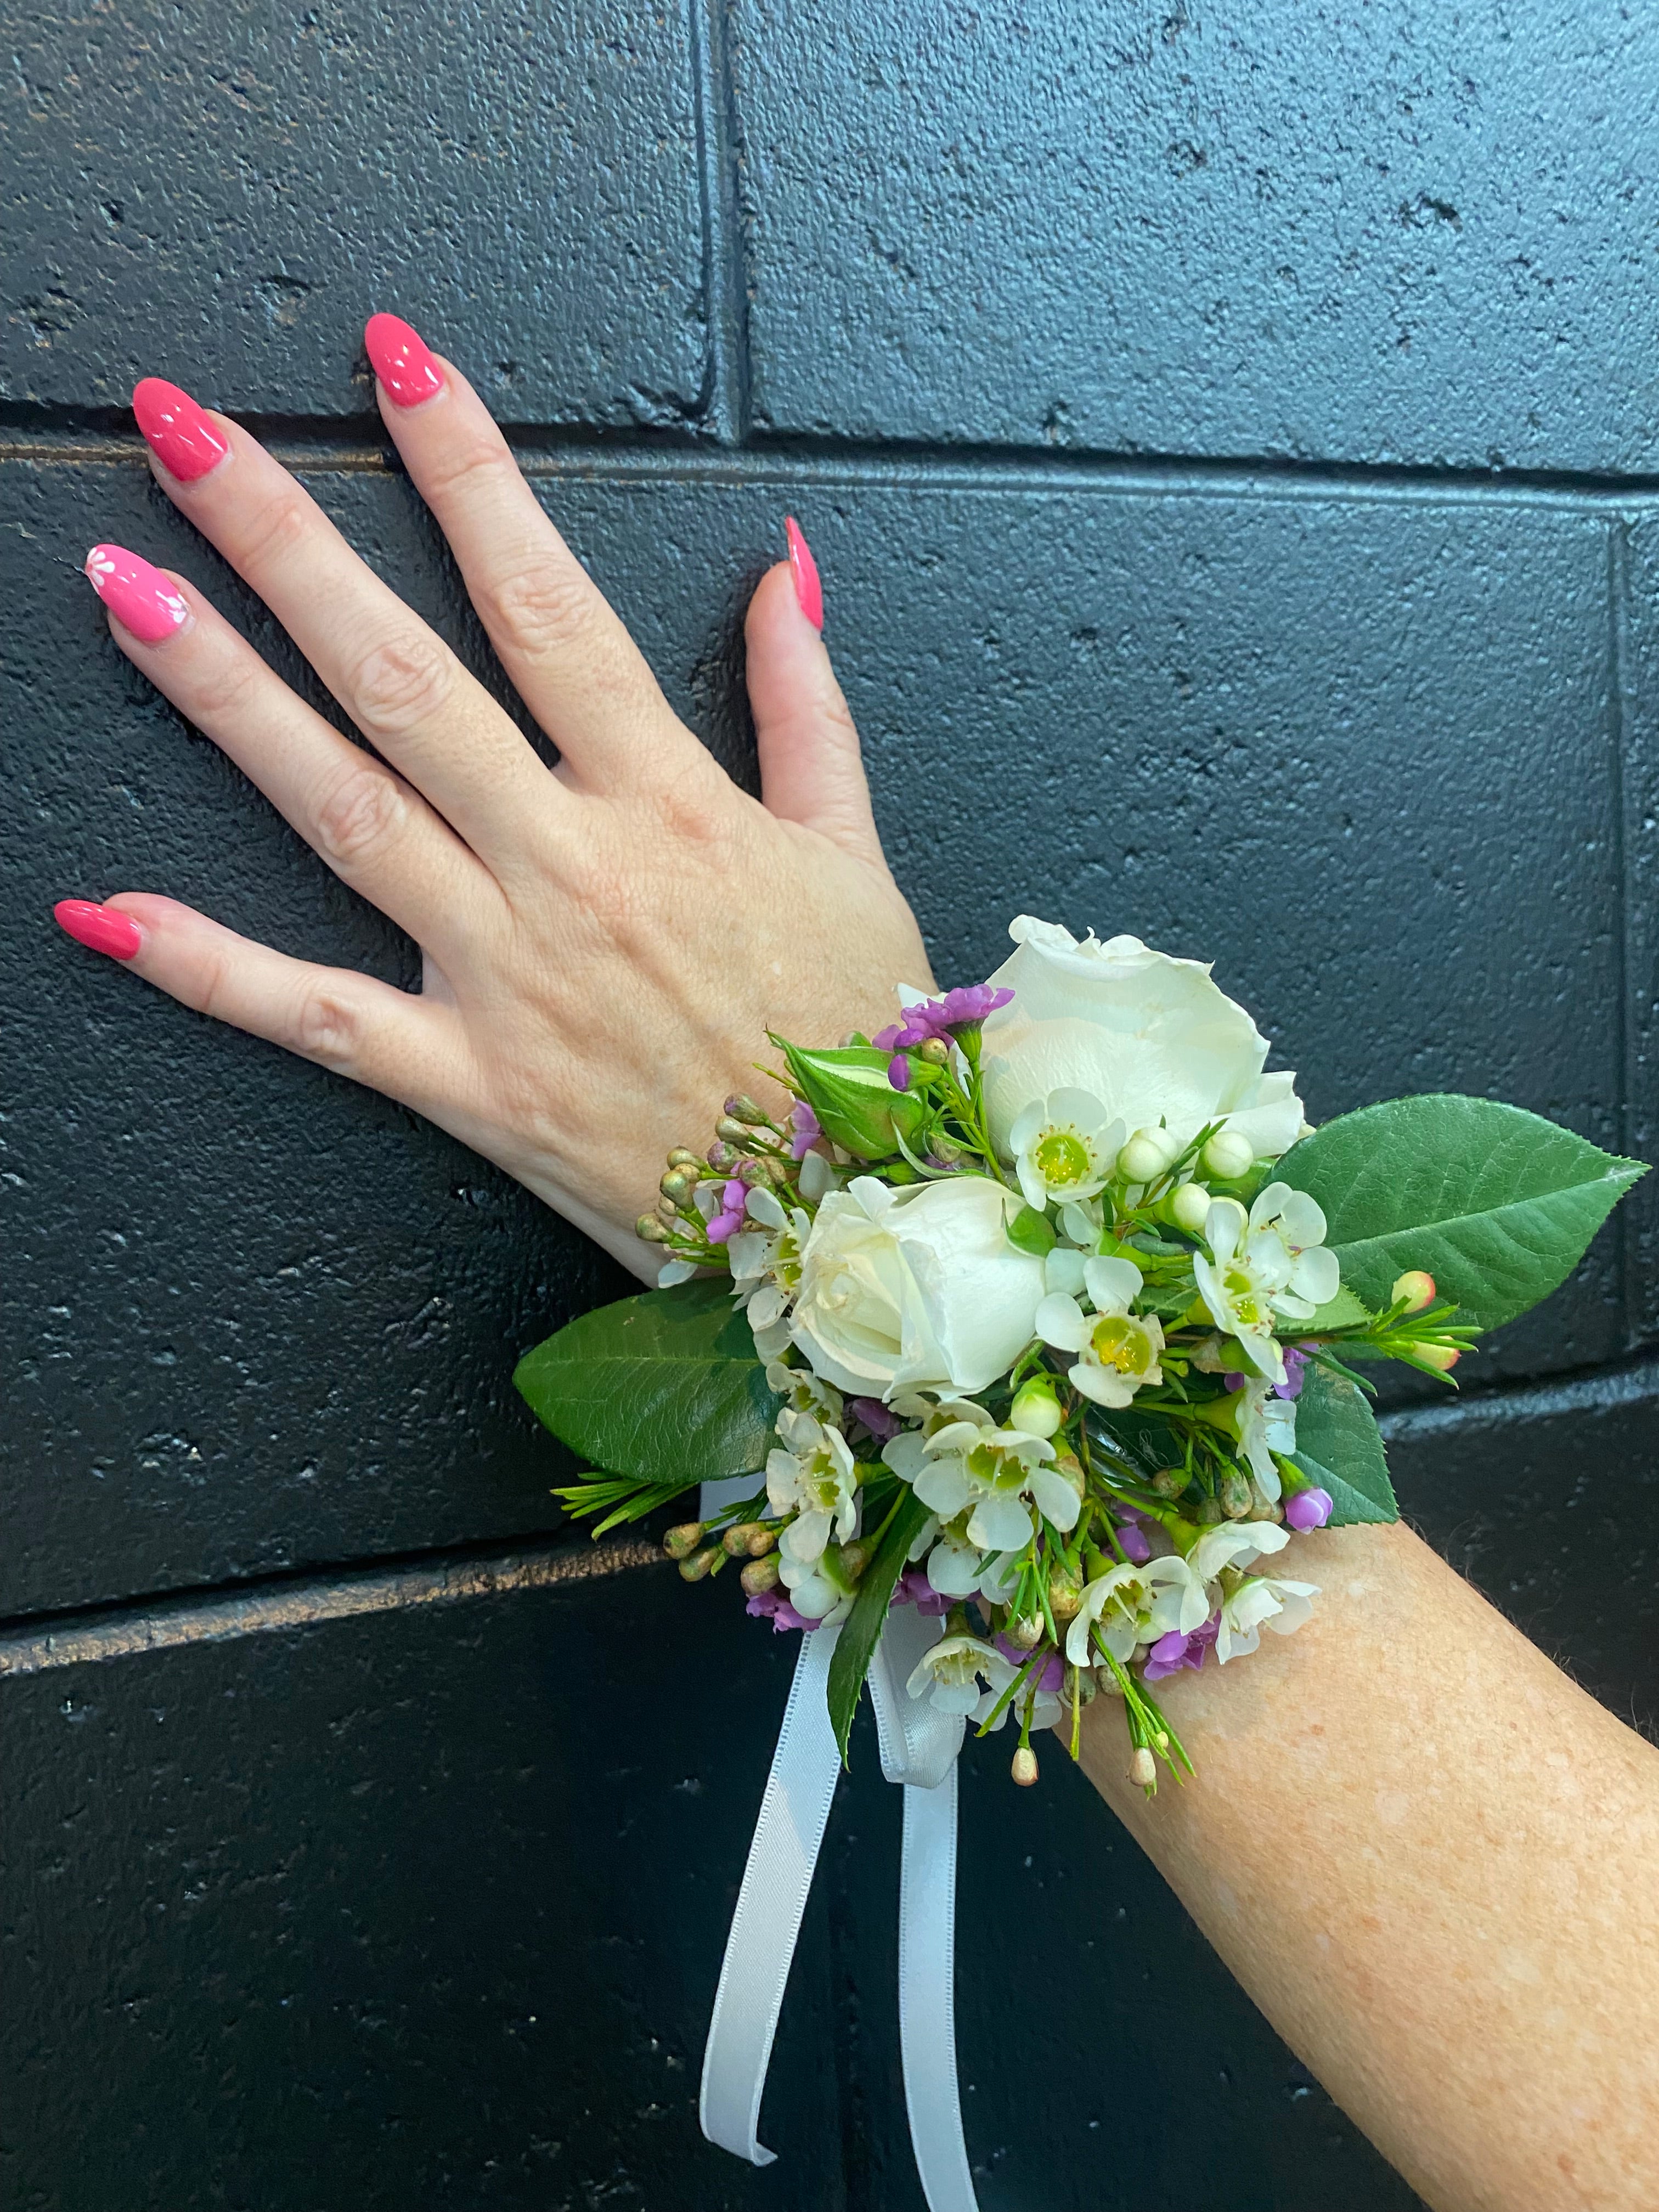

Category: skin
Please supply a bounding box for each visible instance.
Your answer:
[83,340,1659,2211]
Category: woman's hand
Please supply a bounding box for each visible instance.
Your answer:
[59,314,932,1275]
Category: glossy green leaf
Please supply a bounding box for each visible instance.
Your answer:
[1287,1363,1397,1526]
[1007,1203,1057,1257]
[827,1489,933,1763]
[514,1278,781,1490]
[1276,1095,1644,1330]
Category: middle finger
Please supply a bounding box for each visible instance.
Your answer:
[132,380,562,873]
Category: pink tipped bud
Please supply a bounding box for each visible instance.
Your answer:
[1011,1746,1039,1786]
[1416,1342,1460,1373]
[1392,1269,1436,1313]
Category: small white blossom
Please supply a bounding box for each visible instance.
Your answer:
[1193,1183,1340,1384]
[923,1532,990,1597]
[730,1184,814,1358]
[766,1408,857,1566]
[1006,1087,1125,1209]
[1034,1254,1165,1409]
[906,1633,1003,1716]
[1065,1555,1206,1665]
[1217,1572,1319,1661]
[764,1357,845,1426]
[1233,1375,1297,1499]
[1188,1520,1292,1583]
[912,1419,1081,1553]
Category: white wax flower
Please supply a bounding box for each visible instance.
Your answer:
[1233,1375,1297,1499]
[1217,1572,1319,1661]
[766,1407,857,1565]
[907,1417,1080,1553]
[1065,1555,1207,1665]
[729,1184,814,1342]
[1034,1252,1165,1409]
[1193,1182,1340,1383]
[1188,1520,1292,1583]
[977,917,1307,1167]
[788,1174,1048,1398]
[906,1633,1003,1716]
[1007,1087,1125,1209]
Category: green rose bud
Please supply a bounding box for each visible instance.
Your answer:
[778,1042,940,1161]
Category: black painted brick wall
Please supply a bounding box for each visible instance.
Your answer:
[3,6,1656,2208]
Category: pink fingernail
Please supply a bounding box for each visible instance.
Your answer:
[785,516,823,631]
[84,544,190,644]
[54,899,142,960]
[132,377,229,482]
[365,313,445,407]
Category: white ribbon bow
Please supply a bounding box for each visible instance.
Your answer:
[697,1595,981,2211]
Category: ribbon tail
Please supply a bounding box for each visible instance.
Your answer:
[898,1758,981,2212]
[698,1618,843,2166]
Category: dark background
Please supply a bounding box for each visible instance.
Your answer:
[4,4,1658,2207]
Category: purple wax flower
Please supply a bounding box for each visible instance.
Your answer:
[994,1635,1064,1692]
[890,1565,949,1616]
[1114,1519,1152,1565]
[747,1588,814,1633]
[888,1054,911,1091]
[706,1209,744,1244]
[873,983,1015,1056]
[849,1396,902,1441]
[1284,1486,1333,1532]
[1143,1614,1220,1683]
[1276,1346,1310,1401]
[789,1102,821,1160]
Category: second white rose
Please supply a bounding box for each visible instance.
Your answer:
[787,1173,1048,1398]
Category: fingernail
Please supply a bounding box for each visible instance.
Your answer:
[84,544,190,644]
[132,377,229,482]
[785,516,823,631]
[54,899,142,960]
[365,313,445,407]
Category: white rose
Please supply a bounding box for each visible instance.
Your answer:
[788,1174,1047,1399]
[978,917,1306,1166]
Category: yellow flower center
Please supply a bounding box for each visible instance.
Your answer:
[1091,1314,1155,1377]
[1033,1128,1092,1188]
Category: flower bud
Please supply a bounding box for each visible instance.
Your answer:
[1220,1471,1252,1520]
[744,1524,778,1558]
[1284,1486,1333,1532]
[1201,1127,1255,1182]
[716,1115,757,1146]
[707,1139,740,1172]
[722,1520,770,1557]
[1392,1269,1436,1313]
[1415,1342,1460,1373]
[1194,1493,1224,1525]
[838,1539,874,1581]
[740,1553,782,1596]
[736,1157,773,1188]
[679,1544,721,1582]
[1009,1376,1063,1439]
[1151,1465,1190,1499]
[656,1194,681,1225]
[1119,1126,1180,1183]
[667,1147,702,1170]
[1011,1746,1039,1787]
[724,1094,770,1126]
[636,1212,671,1244]
[779,1041,937,1160]
[1008,1613,1043,1649]
[1128,1746,1156,1789]
[663,1522,705,1559]
[1247,1480,1285,1523]
[1047,1568,1083,1624]
[1064,1662,1097,1706]
[918,1036,951,1064]
[660,1168,695,1203]
[1169,1181,1211,1234]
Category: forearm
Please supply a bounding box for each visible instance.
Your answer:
[1075,1519,1659,2212]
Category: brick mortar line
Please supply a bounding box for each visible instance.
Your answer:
[8,426,1659,512]
[0,1536,662,1678]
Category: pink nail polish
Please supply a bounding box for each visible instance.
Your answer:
[84,544,190,644]
[54,899,142,960]
[365,313,445,407]
[132,377,229,482]
[785,516,823,631]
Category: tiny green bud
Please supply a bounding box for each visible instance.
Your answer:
[838,1538,875,1581]
[1169,1181,1211,1235]
[660,1168,695,1203]
[918,1036,951,1064]
[744,1524,778,1558]
[1415,1342,1461,1373]
[1047,1568,1083,1624]
[1128,1746,1157,1790]
[1009,1375,1063,1439]
[663,1522,705,1559]
[1008,1613,1043,1650]
[1119,1126,1180,1183]
[678,1544,721,1582]
[1194,1494,1224,1525]
[740,1554,782,1596]
[1220,1471,1252,1520]
[1247,1481,1285,1523]
[656,1194,681,1225]
[737,1158,771,1188]
[724,1093,771,1126]
[716,1115,757,1146]
[1011,1746,1039,1787]
[722,1520,770,1557]
[1201,1127,1255,1181]
[636,1213,671,1244]
[667,1148,702,1170]
[1151,1465,1190,1499]
[707,1139,740,1172]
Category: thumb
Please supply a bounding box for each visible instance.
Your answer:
[745,519,883,862]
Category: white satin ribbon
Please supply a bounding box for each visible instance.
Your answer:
[697,1552,981,2212]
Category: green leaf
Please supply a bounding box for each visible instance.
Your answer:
[1286,1364,1397,1526]
[827,1489,933,1762]
[1276,1096,1645,1330]
[515,1278,782,1491]
[1007,1203,1057,1257]
[1303,1285,1372,1333]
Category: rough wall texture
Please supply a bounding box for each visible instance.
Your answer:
[2,4,1656,2208]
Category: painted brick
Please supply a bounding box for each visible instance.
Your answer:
[732,2,1659,470]
[2,0,709,425]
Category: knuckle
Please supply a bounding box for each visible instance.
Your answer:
[486,560,596,662]
[425,437,516,507]
[291,981,363,1070]
[185,648,262,729]
[348,632,456,737]
[313,762,408,867]
[237,491,313,573]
